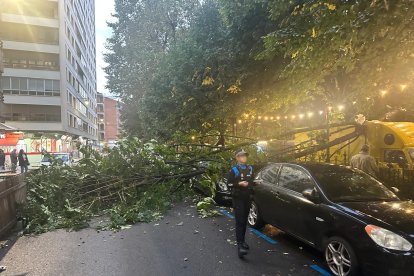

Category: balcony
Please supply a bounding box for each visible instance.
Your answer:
[3,113,61,122]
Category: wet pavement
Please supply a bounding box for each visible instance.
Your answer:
[0,202,331,276]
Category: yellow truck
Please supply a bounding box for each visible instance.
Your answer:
[290,121,414,170]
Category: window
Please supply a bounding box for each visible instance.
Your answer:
[278,166,314,193]
[20,78,28,90]
[53,80,60,91]
[261,164,281,184]
[11,78,19,90]
[311,167,398,203]
[384,150,408,167]
[2,77,10,90]
[28,79,37,91]
[45,80,53,92]
[2,77,59,96]
[36,79,44,91]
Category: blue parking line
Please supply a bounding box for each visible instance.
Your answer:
[218,208,235,219]
[310,265,332,276]
[249,228,278,245]
[218,208,277,245]
[219,208,330,276]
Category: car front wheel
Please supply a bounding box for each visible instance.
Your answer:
[325,237,359,276]
[247,201,265,229]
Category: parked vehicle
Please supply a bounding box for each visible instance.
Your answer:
[190,161,232,206]
[41,153,72,167]
[249,163,414,276]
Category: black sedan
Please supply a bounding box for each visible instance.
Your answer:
[248,163,414,276]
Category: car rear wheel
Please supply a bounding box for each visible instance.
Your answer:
[325,237,359,276]
[248,201,265,229]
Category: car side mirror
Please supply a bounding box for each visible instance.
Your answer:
[302,188,320,203]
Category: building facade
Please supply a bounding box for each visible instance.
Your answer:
[97,93,121,148]
[0,0,97,158]
[103,97,121,146]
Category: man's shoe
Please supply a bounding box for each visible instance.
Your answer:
[241,242,249,250]
[238,244,248,258]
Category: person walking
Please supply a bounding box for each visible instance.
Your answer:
[18,149,29,174]
[0,149,5,171]
[350,144,379,177]
[227,149,256,258]
[10,149,18,172]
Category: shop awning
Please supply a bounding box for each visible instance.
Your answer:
[0,123,18,131]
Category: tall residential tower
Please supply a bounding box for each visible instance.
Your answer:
[0,0,97,156]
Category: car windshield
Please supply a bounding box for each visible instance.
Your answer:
[311,168,399,203]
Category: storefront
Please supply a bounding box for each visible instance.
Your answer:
[0,132,77,166]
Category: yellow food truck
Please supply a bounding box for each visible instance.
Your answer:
[292,121,414,169]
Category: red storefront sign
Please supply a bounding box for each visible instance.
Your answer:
[0,133,23,146]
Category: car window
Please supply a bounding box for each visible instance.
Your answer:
[384,150,407,166]
[278,166,314,193]
[261,164,281,184]
[312,169,398,202]
[57,155,69,162]
[41,156,51,162]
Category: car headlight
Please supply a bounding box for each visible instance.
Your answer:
[217,181,228,191]
[365,225,412,251]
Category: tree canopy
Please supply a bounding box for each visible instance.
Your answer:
[106,0,414,140]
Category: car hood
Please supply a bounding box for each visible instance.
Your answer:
[338,201,414,235]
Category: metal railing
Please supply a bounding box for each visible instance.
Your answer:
[0,173,26,237]
[378,167,414,200]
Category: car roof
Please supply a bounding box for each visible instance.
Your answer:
[270,162,355,174]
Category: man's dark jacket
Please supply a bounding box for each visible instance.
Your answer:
[227,164,255,200]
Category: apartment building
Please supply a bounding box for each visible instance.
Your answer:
[97,93,121,148]
[0,0,97,156]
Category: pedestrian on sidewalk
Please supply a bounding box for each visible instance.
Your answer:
[350,144,379,177]
[18,149,29,174]
[0,149,5,170]
[10,149,18,172]
[227,149,256,258]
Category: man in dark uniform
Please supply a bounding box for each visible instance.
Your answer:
[227,149,255,258]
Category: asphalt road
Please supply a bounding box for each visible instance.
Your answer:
[0,201,331,276]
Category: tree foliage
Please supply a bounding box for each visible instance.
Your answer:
[106,0,414,139]
[22,136,260,233]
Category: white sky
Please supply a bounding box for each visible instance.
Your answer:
[95,0,115,95]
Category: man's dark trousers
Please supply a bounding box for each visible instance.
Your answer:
[233,197,251,244]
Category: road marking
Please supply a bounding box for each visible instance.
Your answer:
[249,228,278,245]
[219,209,330,276]
[218,208,235,219]
[218,208,278,245]
[310,265,332,276]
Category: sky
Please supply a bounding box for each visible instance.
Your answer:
[95,0,116,95]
